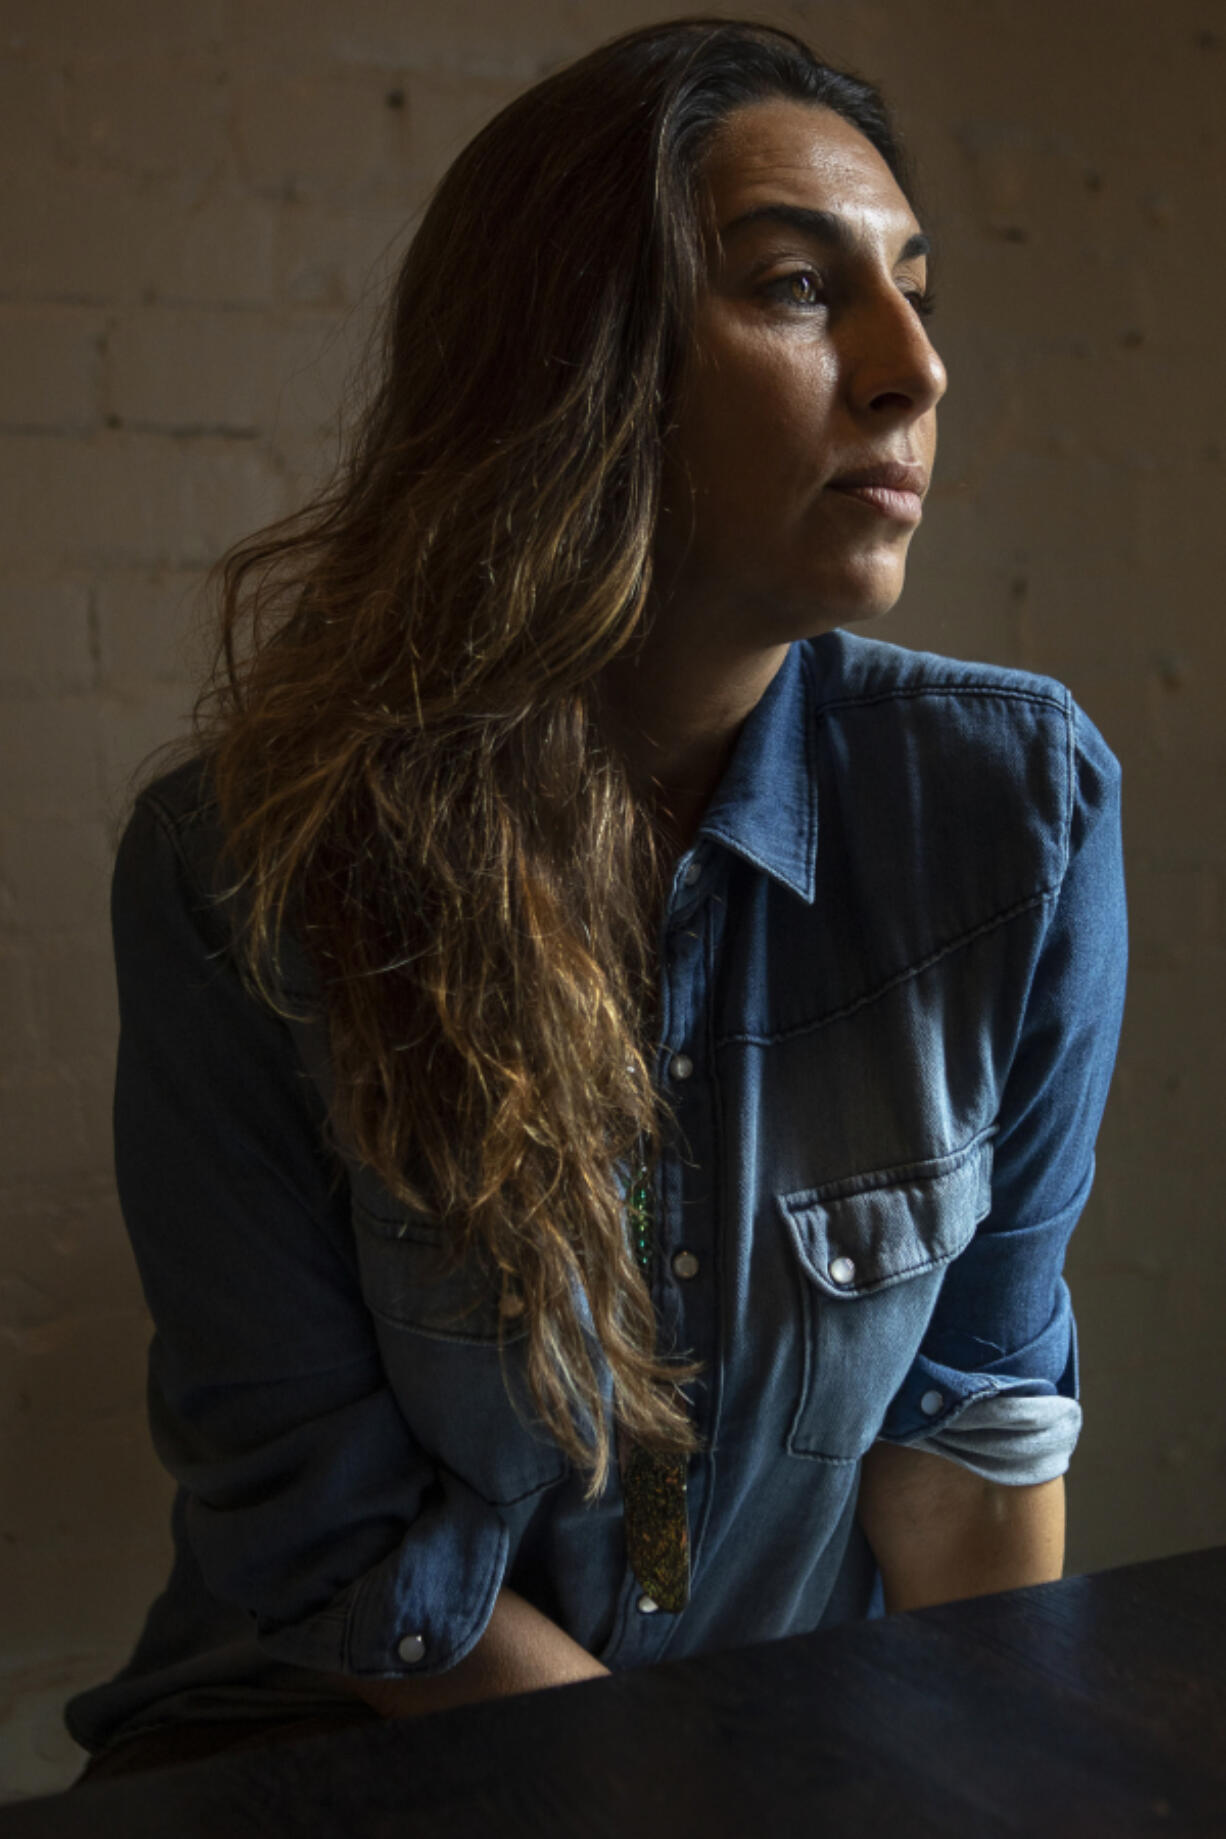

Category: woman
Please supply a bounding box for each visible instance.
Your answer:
[67,17,1126,1781]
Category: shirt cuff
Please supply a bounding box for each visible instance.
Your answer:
[887,1391,1083,1485]
[254,1467,510,1679]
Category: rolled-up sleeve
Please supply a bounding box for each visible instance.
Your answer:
[879,697,1127,1484]
[113,785,507,1678]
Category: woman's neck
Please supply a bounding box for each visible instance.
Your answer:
[592,631,789,853]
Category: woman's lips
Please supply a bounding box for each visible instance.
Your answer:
[826,460,928,524]
[826,481,924,523]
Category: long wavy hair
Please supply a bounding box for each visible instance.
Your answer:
[195,18,911,1501]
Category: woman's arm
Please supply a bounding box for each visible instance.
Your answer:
[328,1585,609,1719]
[857,1440,1065,1615]
[109,780,534,1688]
[865,700,1124,1611]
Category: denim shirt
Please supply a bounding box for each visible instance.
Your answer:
[66,630,1127,1754]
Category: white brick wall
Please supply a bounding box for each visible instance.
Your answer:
[2,0,1223,1801]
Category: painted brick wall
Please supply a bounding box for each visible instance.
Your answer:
[1,0,1222,1799]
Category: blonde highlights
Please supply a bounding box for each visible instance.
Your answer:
[189,21,904,1500]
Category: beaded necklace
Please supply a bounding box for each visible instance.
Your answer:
[618,1135,691,1614]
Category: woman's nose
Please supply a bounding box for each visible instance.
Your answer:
[852,292,947,421]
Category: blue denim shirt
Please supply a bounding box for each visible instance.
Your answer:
[66,630,1127,1753]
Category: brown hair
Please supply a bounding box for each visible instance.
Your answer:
[194,19,908,1501]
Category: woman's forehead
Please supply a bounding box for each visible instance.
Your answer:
[698,98,918,245]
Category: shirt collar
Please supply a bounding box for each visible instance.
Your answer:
[695,640,817,905]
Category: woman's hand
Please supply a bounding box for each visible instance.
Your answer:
[327,1586,610,1720]
[856,1441,1066,1614]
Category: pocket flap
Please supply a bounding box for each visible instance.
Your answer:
[349,1163,516,1342]
[777,1133,994,1300]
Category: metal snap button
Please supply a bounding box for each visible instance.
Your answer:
[671,1249,700,1280]
[670,1053,693,1081]
[920,1389,945,1417]
[396,1633,427,1664]
[828,1255,857,1286]
[637,1594,659,1614]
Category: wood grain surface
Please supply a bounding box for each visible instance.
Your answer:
[3,1545,1223,1838]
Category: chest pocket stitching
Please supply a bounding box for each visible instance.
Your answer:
[776,1132,995,1463]
[351,1205,565,1501]
[776,1129,996,1293]
[352,1203,523,1345]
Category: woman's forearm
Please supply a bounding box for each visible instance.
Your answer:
[329,1585,610,1720]
[857,1440,1066,1614]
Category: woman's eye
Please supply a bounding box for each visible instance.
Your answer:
[765,270,824,309]
[903,286,937,320]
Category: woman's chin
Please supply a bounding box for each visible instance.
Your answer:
[780,568,909,635]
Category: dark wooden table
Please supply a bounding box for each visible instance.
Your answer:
[4,1545,1224,1837]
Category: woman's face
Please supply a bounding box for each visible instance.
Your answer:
[654,98,947,640]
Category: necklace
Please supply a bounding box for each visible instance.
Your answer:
[618,1135,691,1614]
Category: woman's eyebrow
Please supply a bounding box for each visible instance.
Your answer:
[718,202,931,264]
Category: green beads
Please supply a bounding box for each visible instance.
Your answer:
[627,1153,653,1276]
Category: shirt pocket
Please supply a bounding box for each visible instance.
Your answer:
[350,1166,568,1506]
[775,1130,995,1464]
